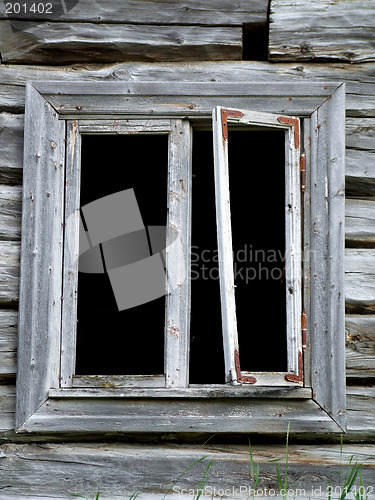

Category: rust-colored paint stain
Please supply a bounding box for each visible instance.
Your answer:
[234,349,257,384]
[277,116,300,149]
[300,153,306,192]
[285,350,303,383]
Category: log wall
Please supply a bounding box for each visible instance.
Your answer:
[0,0,374,496]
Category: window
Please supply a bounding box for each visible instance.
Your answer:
[16,80,346,434]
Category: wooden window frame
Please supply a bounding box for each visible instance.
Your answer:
[16,81,346,434]
[213,107,302,387]
[62,119,192,391]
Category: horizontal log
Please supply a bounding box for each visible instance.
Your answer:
[0,310,17,378]
[346,315,375,379]
[345,199,375,247]
[0,385,15,432]
[0,242,19,307]
[0,440,375,497]
[269,0,375,63]
[0,185,22,241]
[345,118,375,196]
[345,249,375,313]
[346,118,375,151]
[0,113,23,185]
[346,350,375,379]
[0,21,242,64]
[0,0,268,25]
[346,387,375,439]
[1,62,375,116]
[346,315,375,356]
[346,150,375,197]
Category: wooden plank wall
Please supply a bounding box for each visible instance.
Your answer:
[0,0,269,64]
[0,61,374,440]
[0,441,375,498]
[269,0,375,63]
[0,0,374,495]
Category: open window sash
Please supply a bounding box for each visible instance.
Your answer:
[213,107,303,386]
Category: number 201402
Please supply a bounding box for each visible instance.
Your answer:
[5,3,53,14]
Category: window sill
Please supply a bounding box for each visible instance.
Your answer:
[49,386,312,399]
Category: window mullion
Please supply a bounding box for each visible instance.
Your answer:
[60,120,82,388]
[165,120,192,388]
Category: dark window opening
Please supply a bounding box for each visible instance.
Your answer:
[189,128,286,383]
[190,131,225,384]
[228,129,287,372]
[242,23,269,61]
[76,135,168,376]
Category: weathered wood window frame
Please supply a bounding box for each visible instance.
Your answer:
[213,108,302,386]
[16,81,346,434]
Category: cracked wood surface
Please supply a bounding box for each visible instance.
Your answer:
[269,0,375,63]
[0,21,243,64]
[0,441,375,497]
[0,0,268,25]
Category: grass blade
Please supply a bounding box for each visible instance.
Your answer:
[195,459,214,500]
[161,455,209,500]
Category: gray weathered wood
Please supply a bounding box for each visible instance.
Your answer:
[36,81,340,97]
[269,0,375,63]
[20,397,341,434]
[346,150,375,197]
[165,120,192,388]
[28,81,338,120]
[1,441,375,497]
[345,250,375,314]
[213,107,302,384]
[73,375,167,389]
[345,199,375,247]
[346,118,375,196]
[346,351,375,380]
[309,85,346,431]
[60,120,81,388]
[5,79,360,436]
[0,310,17,377]
[346,387,375,439]
[212,106,238,383]
[0,21,242,64]
[0,185,22,241]
[78,119,172,134]
[0,385,15,431]
[16,83,66,430]
[0,0,268,25]
[0,241,19,307]
[1,62,375,117]
[303,118,312,387]
[0,113,23,184]
[51,386,312,399]
[346,118,375,151]
[346,315,375,379]
[2,385,375,438]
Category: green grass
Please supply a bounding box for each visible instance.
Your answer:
[71,428,371,500]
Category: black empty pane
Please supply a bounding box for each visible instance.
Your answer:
[228,130,287,372]
[76,135,168,375]
[190,131,225,384]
